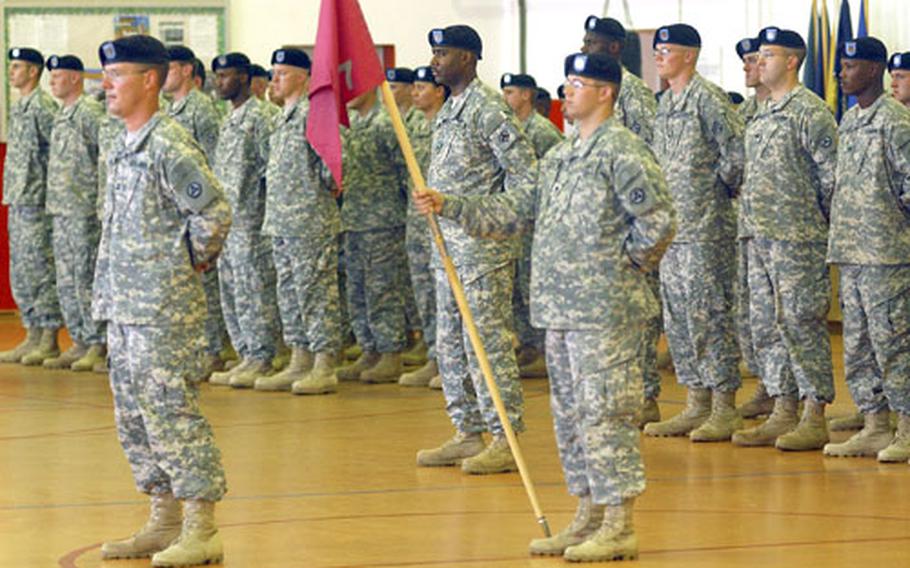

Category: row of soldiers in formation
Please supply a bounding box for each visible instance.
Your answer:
[5,12,910,565]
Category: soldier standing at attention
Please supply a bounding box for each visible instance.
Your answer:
[414,51,676,562]
[249,63,282,123]
[93,35,230,567]
[733,35,773,419]
[0,47,63,365]
[205,52,281,389]
[414,25,536,475]
[643,24,746,442]
[731,28,837,452]
[824,38,910,462]
[254,48,342,395]
[500,71,562,380]
[43,54,108,372]
[580,16,663,426]
[164,45,228,373]
[399,65,447,388]
[890,52,910,107]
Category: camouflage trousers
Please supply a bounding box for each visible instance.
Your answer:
[201,266,226,356]
[51,215,105,345]
[272,234,342,353]
[642,270,662,400]
[218,229,280,362]
[735,238,758,375]
[546,326,646,506]
[839,265,910,416]
[108,322,226,501]
[337,235,352,342]
[513,227,545,352]
[406,216,436,358]
[748,239,834,403]
[436,263,524,436]
[660,241,740,393]
[8,206,61,329]
[344,228,407,353]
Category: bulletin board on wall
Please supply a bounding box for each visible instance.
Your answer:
[2,3,227,140]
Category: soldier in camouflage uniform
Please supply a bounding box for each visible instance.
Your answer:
[205,52,281,389]
[334,88,409,383]
[643,24,745,443]
[500,72,562,380]
[733,35,774,419]
[415,52,676,562]
[731,28,836,452]
[43,54,108,372]
[890,51,910,107]
[824,38,910,462]
[399,65,447,387]
[164,45,228,373]
[93,35,228,566]
[249,63,283,124]
[414,25,535,475]
[0,47,63,365]
[580,15,663,426]
[254,48,343,395]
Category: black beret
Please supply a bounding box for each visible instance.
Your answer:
[413,65,438,84]
[212,52,250,72]
[564,52,622,85]
[500,73,536,89]
[249,64,268,78]
[271,48,311,70]
[584,16,626,41]
[536,87,551,102]
[46,54,84,72]
[428,25,483,59]
[759,27,806,50]
[557,84,566,99]
[841,37,888,63]
[653,24,701,49]
[728,91,745,105]
[167,45,195,63]
[889,51,910,72]
[99,35,168,66]
[8,47,44,66]
[736,37,759,60]
[386,67,415,83]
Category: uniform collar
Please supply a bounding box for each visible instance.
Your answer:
[169,88,201,115]
[439,76,482,121]
[570,116,617,160]
[762,84,804,114]
[119,112,164,156]
[848,91,889,127]
[60,93,88,119]
[228,95,256,123]
[663,72,703,112]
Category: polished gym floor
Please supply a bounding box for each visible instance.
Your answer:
[1,313,909,567]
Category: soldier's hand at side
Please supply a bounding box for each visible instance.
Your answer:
[413,187,444,215]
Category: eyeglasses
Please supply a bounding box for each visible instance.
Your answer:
[653,47,677,57]
[758,50,783,59]
[101,68,151,81]
[564,77,607,90]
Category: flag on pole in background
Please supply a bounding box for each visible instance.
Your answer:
[825,0,853,121]
[306,0,385,192]
[803,0,823,98]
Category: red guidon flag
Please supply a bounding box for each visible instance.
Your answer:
[306,0,385,192]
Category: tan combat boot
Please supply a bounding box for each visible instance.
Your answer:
[878,414,910,463]
[0,327,40,363]
[271,343,291,371]
[829,411,865,432]
[150,500,222,567]
[428,374,443,390]
[399,359,438,387]
[230,358,272,389]
[823,410,893,457]
[292,352,338,395]
[461,436,518,475]
[731,396,799,446]
[529,496,605,556]
[43,342,87,369]
[738,381,774,418]
[360,352,403,383]
[343,343,362,361]
[637,398,661,429]
[209,358,250,386]
[254,348,314,391]
[21,328,60,366]
[336,351,380,381]
[402,336,428,367]
[100,493,181,559]
[71,344,106,372]
[93,359,109,374]
[776,399,829,451]
[563,498,638,562]
[690,390,743,442]
[416,431,485,467]
[643,387,711,437]
[518,346,548,378]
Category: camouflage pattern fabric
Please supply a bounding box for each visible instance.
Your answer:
[616,66,657,145]
[3,88,58,206]
[96,115,124,219]
[52,216,104,344]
